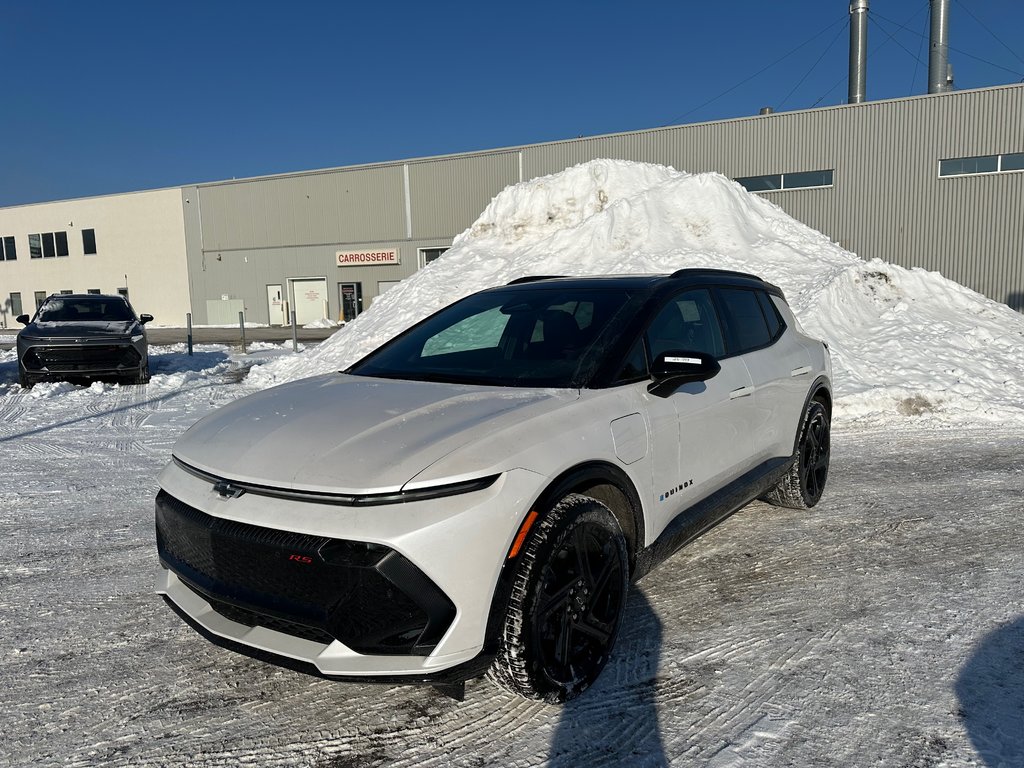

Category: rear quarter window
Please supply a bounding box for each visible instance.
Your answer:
[756,290,784,340]
[716,288,771,353]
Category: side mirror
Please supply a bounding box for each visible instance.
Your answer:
[647,350,720,398]
[139,314,154,325]
[16,314,30,325]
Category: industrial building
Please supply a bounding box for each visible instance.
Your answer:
[1,1,1021,327]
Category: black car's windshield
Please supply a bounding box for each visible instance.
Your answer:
[349,287,635,388]
[37,297,135,323]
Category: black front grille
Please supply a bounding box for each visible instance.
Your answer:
[155,490,456,655]
[29,344,140,371]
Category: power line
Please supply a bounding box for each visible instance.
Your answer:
[872,8,1024,79]
[662,14,847,126]
[954,0,1024,68]
[809,4,928,108]
[779,21,848,110]
[870,14,929,69]
[909,10,929,95]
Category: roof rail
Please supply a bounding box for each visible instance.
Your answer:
[505,275,566,285]
[669,268,764,281]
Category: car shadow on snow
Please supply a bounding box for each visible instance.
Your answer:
[549,589,668,767]
[955,615,1024,767]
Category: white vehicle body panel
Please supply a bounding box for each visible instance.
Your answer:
[155,272,833,681]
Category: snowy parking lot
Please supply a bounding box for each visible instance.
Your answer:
[0,346,1021,767]
[3,161,1023,766]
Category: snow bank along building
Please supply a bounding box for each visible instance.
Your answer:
[1,82,1022,328]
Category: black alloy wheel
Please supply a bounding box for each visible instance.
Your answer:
[762,398,831,509]
[799,401,830,505]
[488,494,629,702]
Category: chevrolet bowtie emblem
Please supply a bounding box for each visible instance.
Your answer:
[213,481,245,499]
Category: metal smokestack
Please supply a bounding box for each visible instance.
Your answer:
[928,0,954,93]
[848,0,869,104]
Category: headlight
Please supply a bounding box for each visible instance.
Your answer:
[131,334,145,342]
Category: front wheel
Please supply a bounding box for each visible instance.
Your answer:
[18,364,35,389]
[763,398,831,509]
[487,494,629,703]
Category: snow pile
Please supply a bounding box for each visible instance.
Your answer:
[303,318,342,329]
[249,160,1024,423]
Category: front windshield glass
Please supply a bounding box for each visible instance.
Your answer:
[38,297,135,323]
[349,287,635,388]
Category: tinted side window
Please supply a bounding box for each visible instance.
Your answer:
[645,288,725,360]
[756,291,783,339]
[717,288,771,353]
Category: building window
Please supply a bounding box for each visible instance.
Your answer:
[735,169,833,192]
[29,231,69,258]
[34,291,47,311]
[418,247,449,268]
[118,287,129,300]
[82,228,97,254]
[736,174,781,192]
[60,289,73,295]
[10,292,22,317]
[1003,152,1024,172]
[939,152,1024,177]
[87,288,101,295]
[1,236,15,261]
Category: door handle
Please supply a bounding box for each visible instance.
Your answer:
[790,366,812,377]
[729,386,754,399]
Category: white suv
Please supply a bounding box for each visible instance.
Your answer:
[155,270,832,702]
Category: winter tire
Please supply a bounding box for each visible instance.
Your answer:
[18,364,34,389]
[487,493,629,703]
[763,398,831,509]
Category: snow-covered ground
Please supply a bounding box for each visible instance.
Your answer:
[1,161,1022,766]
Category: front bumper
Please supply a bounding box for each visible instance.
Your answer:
[155,459,544,678]
[19,339,144,377]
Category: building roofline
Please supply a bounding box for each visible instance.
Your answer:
[4,82,1022,208]
[190,82,1024,190]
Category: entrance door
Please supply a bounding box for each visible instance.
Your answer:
[266,284,287,326]
[289,278,329,326]
[338,282,363,322]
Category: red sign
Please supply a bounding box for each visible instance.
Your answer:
[336,249,399,267]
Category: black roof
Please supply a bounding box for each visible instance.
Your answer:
[500,269,781,296]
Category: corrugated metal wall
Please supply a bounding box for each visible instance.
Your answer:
[184,84,1024,320]
[199,165,407,251]
[521,85,1023,309]
[408,152,520,238]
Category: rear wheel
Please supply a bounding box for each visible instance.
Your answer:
[487,494,629,702]
[763,398,831,509]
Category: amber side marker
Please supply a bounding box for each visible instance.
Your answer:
[507,510,540,559]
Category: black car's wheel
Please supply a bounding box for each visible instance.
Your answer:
[763,398,831,509]
[135,361,151,385]
[488,493,629,702]
[18,363,35,389]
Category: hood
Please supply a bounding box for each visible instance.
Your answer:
[172,373,579,493]
[21,320,139,339]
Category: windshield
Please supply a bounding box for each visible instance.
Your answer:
[37,297,136,323]
[349,287,635,388]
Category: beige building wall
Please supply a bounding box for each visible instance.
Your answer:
[0,188,189,328]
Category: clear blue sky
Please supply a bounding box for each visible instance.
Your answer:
[2,0,1023,207]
